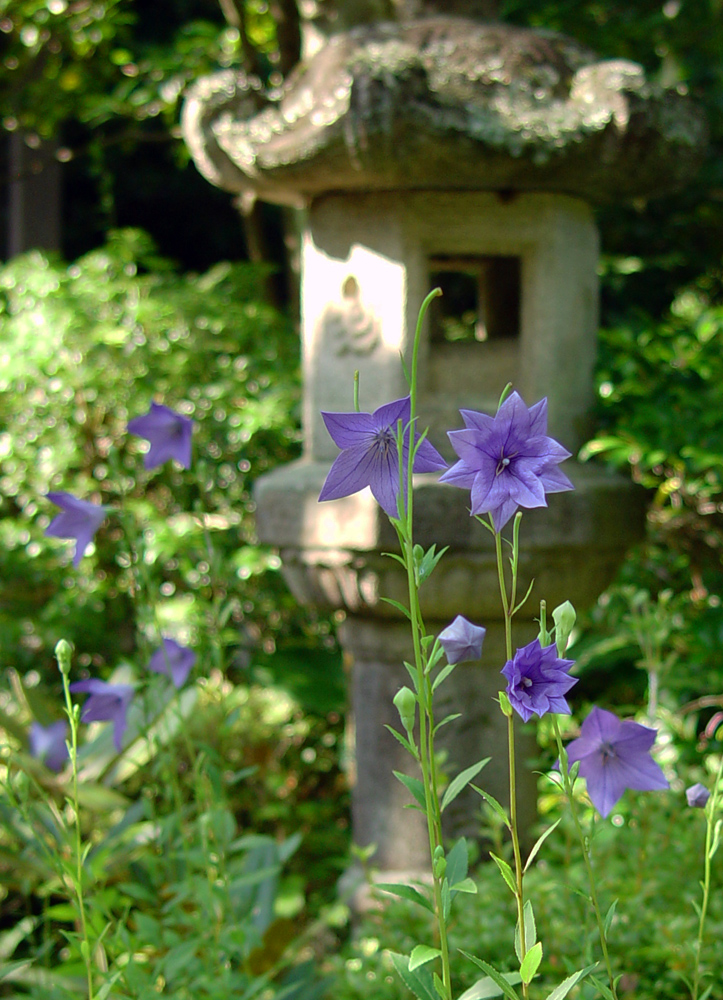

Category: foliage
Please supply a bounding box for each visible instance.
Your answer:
[0,662,342,998]
[0,227,314,685]
[573,284,723,708]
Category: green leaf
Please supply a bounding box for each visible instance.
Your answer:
[384,725,417,756]
[434,713,462,733]
[432,661,457,691]
[445,837,469,888]
[393,771,427,809]
[458,953,521,1000]
[458,975,524,1000]
[472,785,511,829]
[409,944,442,971]
[543,965,597,1000]
[489,852,517,895]
[441,759,490,812]
[588,974,616,999]
[388,951,438,1000]
[514,901,537,963]
[375,883,434,913]
[524,819,561,872]
[519,942,542,985]
[434,972,446,999]
[450,877,477,893]
[379,597,412,620]
[603,899,618,935]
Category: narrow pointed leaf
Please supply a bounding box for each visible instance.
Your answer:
[384,725,416,756]
[393,771,427,809]
[375,883,434,913]
[519,942,542,985]
[380,597,412,620]
[472,785,511,829]
[432,661,457,691]
[489,852,517,895]
[409,945,441,971]
[441,759,490,812]
[588,974,616,999]
[544,965,597,1000]
[524,819,561,872]
[458,954,521,1000]
[434,972,446,999]
[450,877,477,893]
[514,901,537,963]
[388,951,437,1000]
[603,899,618,935]
[445,837,469,888]
[434,713,462,733]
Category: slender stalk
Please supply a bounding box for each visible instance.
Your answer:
[691,752,723,1000]
[57,642,95,1000]
[493,527,527,993]
[552,717,618,999]
[395,287,453,998]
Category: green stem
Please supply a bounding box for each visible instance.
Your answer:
[58,650,95,1000]
[396,286,452,998]
[691,752,723,1000]
[552,717,618,999]
[493,527,527,995]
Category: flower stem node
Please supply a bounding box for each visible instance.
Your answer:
[54,639,73,677]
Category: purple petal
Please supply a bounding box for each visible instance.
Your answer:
[319,445,387,503]
[321,410,376,449]
[438,459,478,490]
[128,403,193,470]
[149,638,196,689]
[372,396,411,434]
[580,756,628,818]
[412,437,448,473]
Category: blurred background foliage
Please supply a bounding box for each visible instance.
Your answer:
[1,0,723,996]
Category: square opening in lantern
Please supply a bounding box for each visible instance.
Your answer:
[428,256,520,344]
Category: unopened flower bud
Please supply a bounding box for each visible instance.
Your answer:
[686,783,711,809]
[54,639,73,676]
[393,686,417,734]
[553,601,576,657]
[498,690,513,718]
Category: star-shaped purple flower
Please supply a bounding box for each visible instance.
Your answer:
[439,392,573,531]
[69,679,134,752]
[45,493,108,566]
[149,638,196,689]
[127,402,193,470]
[318,396,447,518]
[29,720,69,772]
[438,615,486,664]
[565,706,669,818]
[502,638,577,723]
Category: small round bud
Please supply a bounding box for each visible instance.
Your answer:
[686,783,711,809]
[393,686,417,734]
[553,600,576,656]
[54,639,73,676]
[498,690,513,718]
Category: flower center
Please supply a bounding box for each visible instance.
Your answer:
[521,677,533,688]
[495,449,516,476]
[600,741,617,762]
[376,429,395,456]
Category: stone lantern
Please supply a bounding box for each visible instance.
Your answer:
[182,16,706,872]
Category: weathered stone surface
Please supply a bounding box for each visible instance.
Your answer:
[182,17,706,205]
[255,460,647,618]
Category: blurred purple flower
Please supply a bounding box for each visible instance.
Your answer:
[69,679,134,751]
[45,493,108,567]
[438,615,486,664]
[29,720,68,772]
[149,638,196,689]
[502,638,577,723]
[686,783,711,809]
[439,392,573,531]
[127,402,193,470]
[565,706,669,818]
[319,396,447,518]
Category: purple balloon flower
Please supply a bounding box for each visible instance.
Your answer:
[318,396,447,518]
[439,392,573,531]
[45,493,108,567]
[149,638,196,689]
[127,402,193,470]
[686,782,711,809]
[565,706,669,818]
[29,720,69,772]
[502,638,577,723]
[70,679,134,752]
[438,615,486,664]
